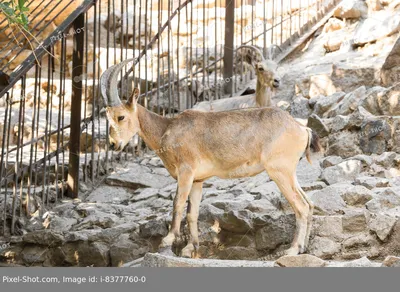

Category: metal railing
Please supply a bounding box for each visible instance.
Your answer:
[0,0,338,236]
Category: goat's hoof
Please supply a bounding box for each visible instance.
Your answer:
[181,243,198,258]
[159,234,175,249]
[284,247,300,256]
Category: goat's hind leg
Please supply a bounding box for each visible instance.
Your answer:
[266,166,311,255]
[294,177,314,250]
[181,182,203,258]
[159,169,194,252]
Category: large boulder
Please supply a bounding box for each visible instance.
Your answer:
[333,0,368,19]
[321,160,362,185]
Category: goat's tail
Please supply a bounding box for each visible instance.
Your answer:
[305,128,322,164]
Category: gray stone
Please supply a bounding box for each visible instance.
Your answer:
[275,254,326,267]
[106,163,175,190]
[307,237,341,259]
[139,219,169,238]
[331,115,350,132]
[342,210,367,233]
[321,156,344,168]
[86,186,132,203]
[375,152,397,168]
[309,185,348,215]
[368,214,397,241]
[132,188,159,202]
[311,215,344,241]
[341,185,374,206]
[354,176,390,189]
[353,11,400,45]
[326,86,367,117]
[255,214,296,250]
[313,92,345,117]
[109,234,150,267]
[300,181,327,192]
[290,96,312,119]
[381,256,400,267]
[366,187,400,212]
[333,0,368,19]
[23,230,65,247]
[321,160,362,185]
[326,131,362,158]
[308,114,330,138]
[296,157,322,184]
[360,119,392,155]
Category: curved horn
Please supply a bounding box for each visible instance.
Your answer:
[236,45,265,61]
[100,58,136,107]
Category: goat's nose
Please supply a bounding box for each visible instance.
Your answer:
[110,142,115,150]
[273,78,280,88]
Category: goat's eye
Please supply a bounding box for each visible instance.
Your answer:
[258,67,264,72]
[118,116,125,122]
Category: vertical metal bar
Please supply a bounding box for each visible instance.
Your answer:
[67,13,85,198]
[223,0,235,95]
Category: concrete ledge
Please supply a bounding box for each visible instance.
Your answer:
[141,253,275,267]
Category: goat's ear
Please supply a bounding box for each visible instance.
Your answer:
[127,87,140,110]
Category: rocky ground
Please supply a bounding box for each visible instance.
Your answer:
[1,0,400,267]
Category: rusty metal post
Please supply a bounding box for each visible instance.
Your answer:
[67,13,85,198]
[223,0,235,95]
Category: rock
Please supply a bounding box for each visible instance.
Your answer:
[21,245,48,265]
[321,156,344,168]
[109,234,150,267]
[217,246,259,260]
[217,209,254,233]
[330,115,350,132]
[311,215,344,241]
[341,185,374,206]
[321,160,362,185]
[43,213,77,232]
[255,214,296,250]
[353,11,400,45]
[324,29,345,52]
[141,253,275,267]
[73,210,119,231]
[366,187,400,212]
[326,86,366,117]
[381,36,400,86]
[106,163,175,190]
[77,242,110,267]
[300,181,327,192]
[341,256,377,267]
[375,152,397,168]
[275,254,326,267]
[326,131,362,158]
[296,157,322,184]
[308,114,330,138]
[307,237,341,259]
[381,256,400,267]
[333,0,368,19]
[323,18,345,33]
[354,176,390,189]
[313,92,345,117]
[132,188,159,202]
[86,185,132,203]
[342,210,367,233]
[290,96,312,119]
[139,219,169,238]
[23,230,65,247]
[309,185,348,215]
[368,214,397,241]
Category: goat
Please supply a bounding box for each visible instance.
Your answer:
[101,58,322,258]
[193,45,280,112]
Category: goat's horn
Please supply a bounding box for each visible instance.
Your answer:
[236,45,265,61]
[100,58,136,107]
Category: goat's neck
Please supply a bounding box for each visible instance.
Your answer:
[137,104,170,151]
[255,80,271,107]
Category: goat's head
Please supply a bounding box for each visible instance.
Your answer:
[100,58,140,151]
[237,45,280,89]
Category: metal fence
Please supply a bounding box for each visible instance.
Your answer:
[0,0,338,236]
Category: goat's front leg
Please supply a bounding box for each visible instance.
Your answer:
[160,169,194,251]
[181,181,203,258]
